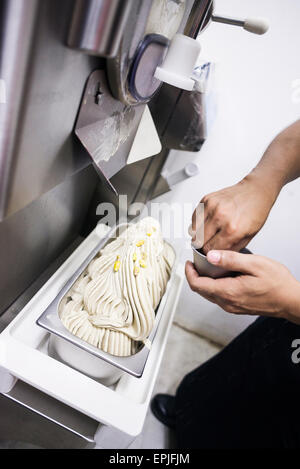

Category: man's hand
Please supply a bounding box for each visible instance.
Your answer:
[185,250,300,325]
[191,120,300,254]
[191,175,279,254]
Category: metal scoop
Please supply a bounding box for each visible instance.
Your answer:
[192,245,252,278]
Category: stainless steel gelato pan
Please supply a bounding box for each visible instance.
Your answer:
[37,223,176,386]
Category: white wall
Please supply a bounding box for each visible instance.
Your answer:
[154,0,300,345]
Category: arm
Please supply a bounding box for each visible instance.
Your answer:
[187,120,300,323]
[192,120,300,253]
[249,119,300,192]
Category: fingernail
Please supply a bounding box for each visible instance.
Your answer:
[207,250,221,264]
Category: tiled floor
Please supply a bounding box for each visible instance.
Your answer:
[128,323,221,449]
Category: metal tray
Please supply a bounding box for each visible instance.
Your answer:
[37,223,176,379]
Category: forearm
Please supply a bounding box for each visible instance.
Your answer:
[192,120,300,252]
[244,120,300,204]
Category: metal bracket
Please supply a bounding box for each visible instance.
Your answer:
[75,70,145,194]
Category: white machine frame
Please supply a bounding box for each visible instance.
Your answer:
[0,224,184,446]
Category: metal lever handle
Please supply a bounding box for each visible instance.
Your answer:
[212,14,269,35]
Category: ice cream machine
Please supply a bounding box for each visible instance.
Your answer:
[0,0,269,448]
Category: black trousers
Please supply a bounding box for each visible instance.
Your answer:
[175,317,300,449]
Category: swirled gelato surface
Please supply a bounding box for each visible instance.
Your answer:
[59,218,175,356]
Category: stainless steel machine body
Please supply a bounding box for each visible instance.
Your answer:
[0,0,212,448]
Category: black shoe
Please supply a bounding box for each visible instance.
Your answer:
[151,393,176,429]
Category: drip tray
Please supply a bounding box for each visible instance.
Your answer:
[0,224,184,437]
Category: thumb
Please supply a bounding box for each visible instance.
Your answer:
[207,250,255,274]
